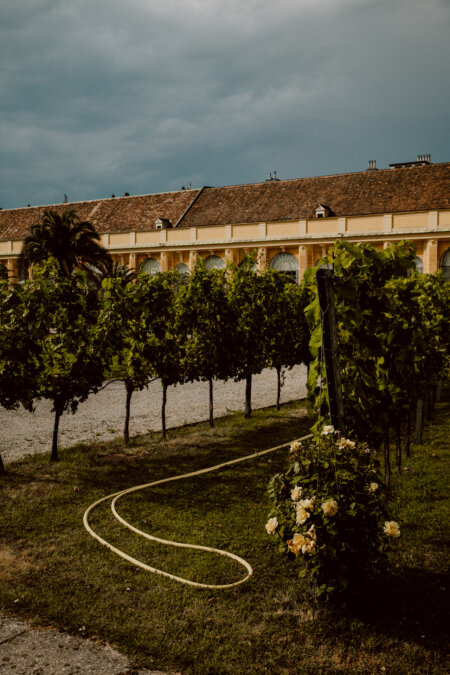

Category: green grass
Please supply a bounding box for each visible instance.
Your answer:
[0,398,449,674]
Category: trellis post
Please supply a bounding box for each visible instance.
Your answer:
[316,268,345,433]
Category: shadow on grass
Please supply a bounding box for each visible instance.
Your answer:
[348,565,450,655]
[56,407,311,496]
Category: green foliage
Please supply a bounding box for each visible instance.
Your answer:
[176,258,234,383]
[19,208,112,280]
[29,260,106,410]
[23,259,109,459]
[305,240,450,444]
[0,280,36,412]
[262,269,310,373]
[227,255,268,381]
[266,429,395,605]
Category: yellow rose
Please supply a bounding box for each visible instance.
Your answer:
[299,497,315,511]
[287,532,307,556]
[321,499,339,517]
[338,437,356,449]
[384,521,400,538]
[296,505,310,525]
[291,486,302,502]
[302,539,317,555]
[265,517,278,535]
[306,524,316,541]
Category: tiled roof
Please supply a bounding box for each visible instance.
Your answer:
[177,163,450,227]
[0,189,200,240]
[0,163,448,241]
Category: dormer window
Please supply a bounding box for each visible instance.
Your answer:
[315,204,331,218]
[155,217,172,230]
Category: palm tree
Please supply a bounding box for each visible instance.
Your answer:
[19,208,112,279]
[93,260,137,286]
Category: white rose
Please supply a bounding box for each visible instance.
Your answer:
[370,482,379,492]
[384,521,400,538]
[321,500,339,517]
[265,517,278,535]
[291,486,302,502]
[290,440,302,452]
[296,505,310,525]
[322,425,335,435]
[338,438,356,449]
[299,498,315,511]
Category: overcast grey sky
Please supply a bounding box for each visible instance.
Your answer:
[1,0,449,210]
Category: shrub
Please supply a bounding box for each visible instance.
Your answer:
[266,428,400,606]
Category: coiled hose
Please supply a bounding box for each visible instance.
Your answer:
[83,433,312,590]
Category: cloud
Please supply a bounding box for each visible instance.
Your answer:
[0,0,449,208]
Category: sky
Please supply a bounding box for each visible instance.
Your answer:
[1,0,449,210]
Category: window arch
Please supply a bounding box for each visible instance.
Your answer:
[204,255,225,271]
[139,257,161,275]
[270,252,299,283]
[440,248,450,281]
[314,257,333,270]
[0,263,8,280]
[175,262,190,282]
[414,256,424,274]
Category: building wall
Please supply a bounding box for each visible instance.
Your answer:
[1,208,449,281]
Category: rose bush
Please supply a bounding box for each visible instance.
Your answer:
[266,428,400,605]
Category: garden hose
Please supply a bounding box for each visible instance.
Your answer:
[83,433,312,589]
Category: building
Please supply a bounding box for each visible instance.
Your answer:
[0,157,449,282]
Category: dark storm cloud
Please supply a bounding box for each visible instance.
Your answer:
[0,0,449,209]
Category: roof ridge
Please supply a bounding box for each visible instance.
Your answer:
[198,162,450,191]
[174,187,205,227]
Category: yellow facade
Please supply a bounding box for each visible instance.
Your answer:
[1,208,449,281]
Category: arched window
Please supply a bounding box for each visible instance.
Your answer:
[270,252,299,283]
[175,262,190,283]
[139,257,161,275]
[414,256,424,274]
[315,258,333,270]
[204,255,225,271]
[0,264,8,280]
[440,248,450,281]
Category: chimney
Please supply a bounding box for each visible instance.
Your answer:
[367,160,377,170]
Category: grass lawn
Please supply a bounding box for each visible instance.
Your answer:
[0,397,449,674]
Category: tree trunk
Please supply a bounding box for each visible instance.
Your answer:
[244,374,252,418]
[384,426,391,487]
[161,383,168,440]
[208,378,214,428]
[436,379,443,403]
[50,405,62,462]
[0,454,5,475]
[415,399,424,444]
[405,407,412,458]
[395,418,402,472]
[276,366,281,410]
[124,378,133,445]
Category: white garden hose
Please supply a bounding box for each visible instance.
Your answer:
[83,433,312,589]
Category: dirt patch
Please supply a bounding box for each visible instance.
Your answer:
[0,546,34,581]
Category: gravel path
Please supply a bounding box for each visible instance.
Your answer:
[1,365,307,464]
